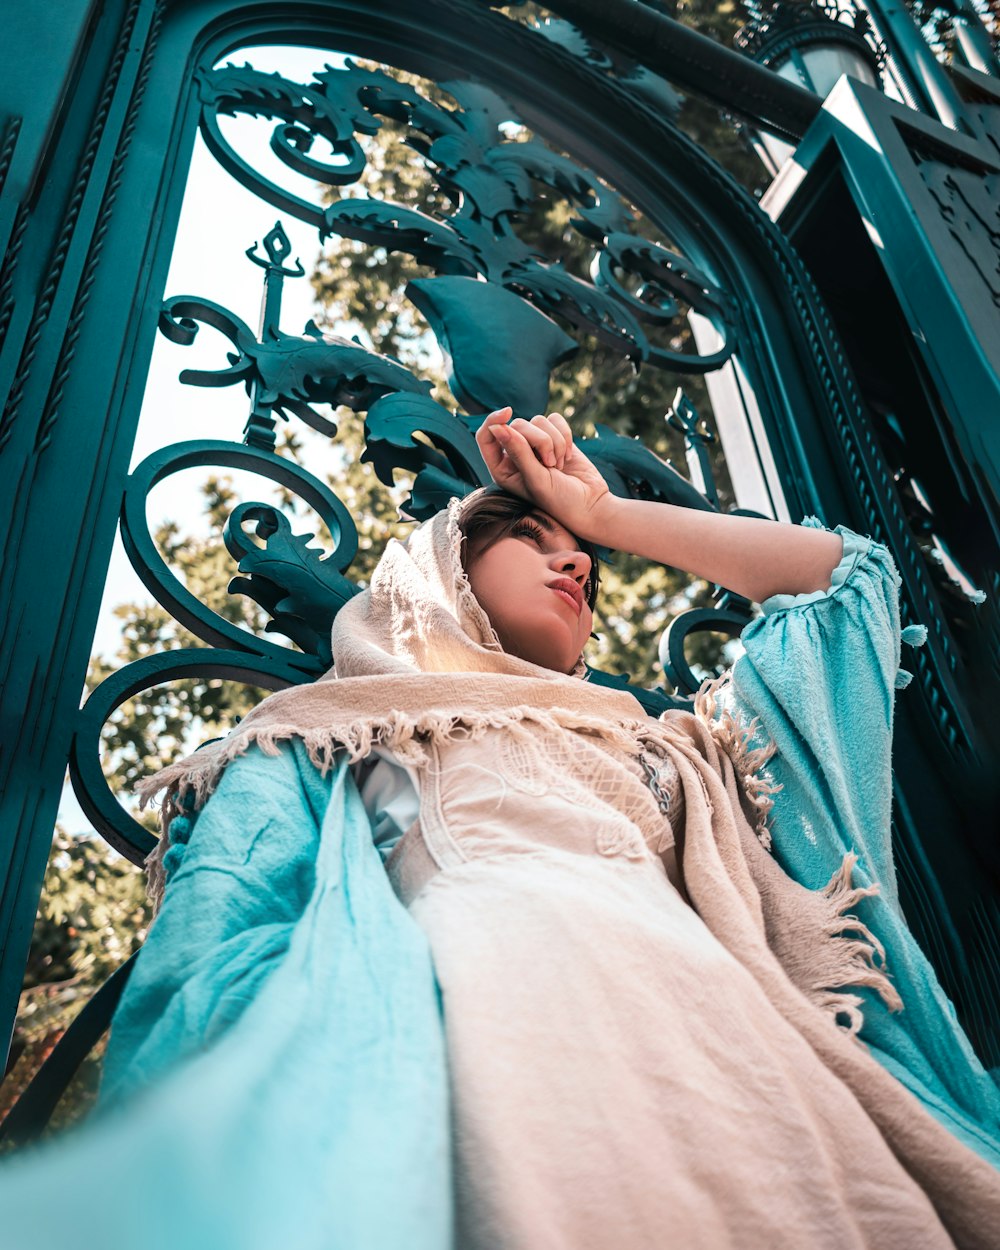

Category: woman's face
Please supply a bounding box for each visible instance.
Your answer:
[466,510,594,673]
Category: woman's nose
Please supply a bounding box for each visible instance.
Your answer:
[550,548,592,584]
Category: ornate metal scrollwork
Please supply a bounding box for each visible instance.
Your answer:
[159,222,432,449]
[362,392,490,518]
[593,237,734,373]
[119,438,358,668]
[70,648,295,865]
[197,63,385,228]
[194,59,737,417]
[224,502,362,665]
[658,592,753,695]
[71,437,363,859]
[735,1,886,77]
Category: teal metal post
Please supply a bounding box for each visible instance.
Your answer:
[861,0,973,129]
[0,0,168,1062]
[949,0,1000,76]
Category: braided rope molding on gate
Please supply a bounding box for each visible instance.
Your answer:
[0,0,147,455]
[35,2,166,455]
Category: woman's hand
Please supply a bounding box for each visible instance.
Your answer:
[476,406,843,603]
[475,408,612,542]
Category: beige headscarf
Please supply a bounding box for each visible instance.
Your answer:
[138,494,1000,1241]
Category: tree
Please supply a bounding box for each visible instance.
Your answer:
[0,827,152,1144]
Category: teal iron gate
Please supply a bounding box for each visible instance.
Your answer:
[1,0,998,1118]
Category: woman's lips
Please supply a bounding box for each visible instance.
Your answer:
[549,583,583,616]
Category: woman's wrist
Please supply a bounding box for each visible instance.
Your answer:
[578,494,668,555]
[575,491,630,547]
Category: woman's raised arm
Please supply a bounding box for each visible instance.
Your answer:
[476,408,843,605]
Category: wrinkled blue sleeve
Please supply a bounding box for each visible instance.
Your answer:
[725,524,1000,1166]
[734,527,903,904]
[0,742,452,1250]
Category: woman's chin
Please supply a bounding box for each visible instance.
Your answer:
[500,621,582,673]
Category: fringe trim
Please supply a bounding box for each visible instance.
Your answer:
[136,680,904,1035]
[136,703,653,910]
[693,674,782,849]
[812,852,904,1033]
[144,828,171,914]
[692,675,900,1030]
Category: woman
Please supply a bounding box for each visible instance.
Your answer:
[102,409,1000,1248]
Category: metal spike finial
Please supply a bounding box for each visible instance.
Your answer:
[245,221,306,278]
[666,388,719,509]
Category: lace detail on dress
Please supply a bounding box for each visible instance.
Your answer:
[497,729,679,860]
[498,728,551,797]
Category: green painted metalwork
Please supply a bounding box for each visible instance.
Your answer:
[945,0,1000,77]
[761,69,1000,1060]
[519,0,826,140]
[863,0,974,127]
[2,0,999,1113]
[735,0,886,82]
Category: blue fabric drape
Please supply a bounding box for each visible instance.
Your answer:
[0,741,451,1250]
[728,525,1000,1167]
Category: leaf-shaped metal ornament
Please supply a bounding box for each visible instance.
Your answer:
[252,321,431,417]
[159,290,431,439]
[198,63,383,226]
[508,259,649,360]
[496,140,635,240]
[225,504,362,666]
[579,425,715,513]
[594,235,734,372]
[406,276,578,417]
[363,393,490,518]
[322,199,482,275]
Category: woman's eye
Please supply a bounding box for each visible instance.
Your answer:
[511,520,544,544]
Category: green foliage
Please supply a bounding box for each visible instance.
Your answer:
[22,829,150,996]
[2,828,152,1141]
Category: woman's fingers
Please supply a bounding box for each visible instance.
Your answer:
[528,413,569,468]
[476,407,513,479]
[481,407,512,430]
[491,424,549,495]
[475,408,578,495]
[511,417,559,468]
[549,412,574,453]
